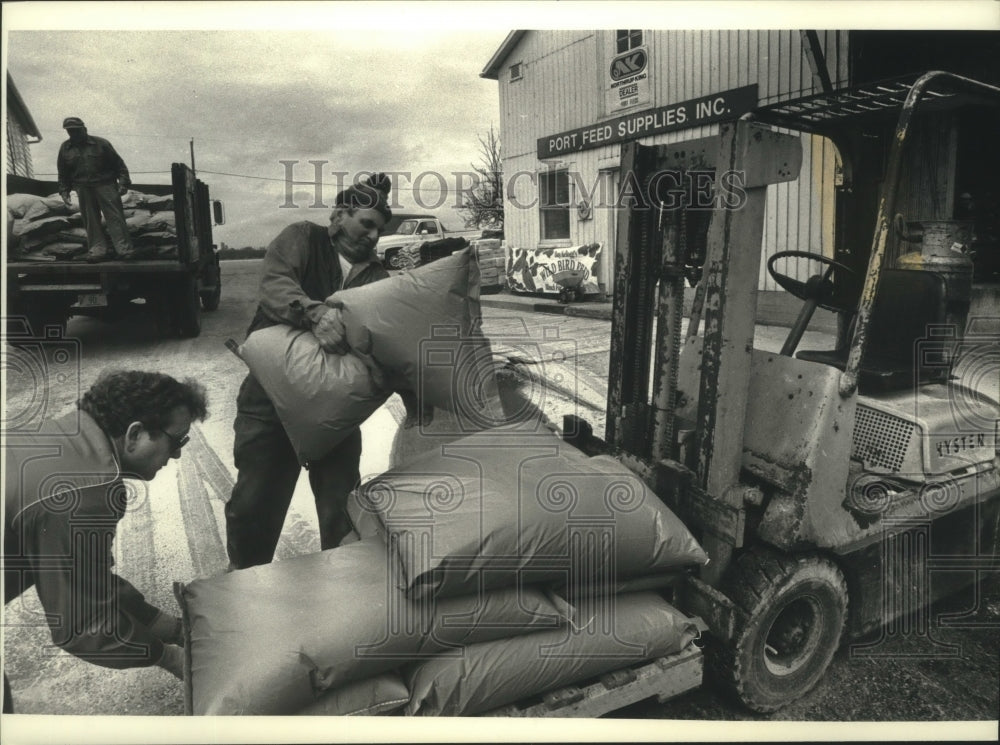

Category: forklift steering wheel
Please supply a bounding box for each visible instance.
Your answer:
[766,251,856,313]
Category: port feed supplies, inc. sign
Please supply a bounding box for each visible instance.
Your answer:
[538,85,759,159]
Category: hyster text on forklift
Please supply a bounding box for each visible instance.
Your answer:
[6,163,224,339]
[560,70,999,713]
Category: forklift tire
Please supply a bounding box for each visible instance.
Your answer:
[709,549,848,713]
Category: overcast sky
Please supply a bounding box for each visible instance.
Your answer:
[6,22,507,247]
[4,1,996,249]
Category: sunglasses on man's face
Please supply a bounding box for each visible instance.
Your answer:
[156,429,190,453]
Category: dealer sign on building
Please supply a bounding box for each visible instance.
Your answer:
[607,46,651,111]
[539,84,759,159]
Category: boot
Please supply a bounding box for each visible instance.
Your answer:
[83,248,111,263]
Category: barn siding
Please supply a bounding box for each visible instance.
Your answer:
[497,30,849,293]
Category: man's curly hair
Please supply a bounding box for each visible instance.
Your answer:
[77,370,208,437]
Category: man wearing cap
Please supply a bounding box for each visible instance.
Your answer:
[225,173,420,568]
[57,117,135,262]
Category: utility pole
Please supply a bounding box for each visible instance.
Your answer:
[190,138,196,175]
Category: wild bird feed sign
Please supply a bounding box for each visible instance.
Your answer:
[506,243,602,295]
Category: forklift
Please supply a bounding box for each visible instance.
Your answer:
[565,71,1000,712]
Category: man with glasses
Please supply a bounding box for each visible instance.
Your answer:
[156,428,190,454]
[3,370,208,713]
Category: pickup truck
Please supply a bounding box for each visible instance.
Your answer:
[379,212,436,238]
[6,163,223,339]
[376,215,480,268]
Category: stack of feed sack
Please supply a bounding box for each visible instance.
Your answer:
[471,238,506,290]
[390,241,423,270]
[125,209,178,258]
[348,425,708,715]
[176,539,569,715]
[7,194,81,258]
[177,426,706,716]
[7,190,179,260]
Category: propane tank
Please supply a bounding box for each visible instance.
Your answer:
[894,216,975,337]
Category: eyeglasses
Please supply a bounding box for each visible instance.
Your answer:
[156,429,190,453]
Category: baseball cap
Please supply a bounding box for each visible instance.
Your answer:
[62,117,86,129]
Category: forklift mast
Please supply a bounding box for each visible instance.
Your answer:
[607,121,802,584]
[596,66,1000,716]
[605,72,1000,587]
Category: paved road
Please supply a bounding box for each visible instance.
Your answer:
[3,259,998,730]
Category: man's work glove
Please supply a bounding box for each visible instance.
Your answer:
[118,181,130,196]
[312,306,348,354]
[59,190,72,207]
[148,611,184,647]
[156,643,184,681]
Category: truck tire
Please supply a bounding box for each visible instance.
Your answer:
[708,549,848,713]
[173,276,202,338]
[200,257,222,311]
[21,304,69,339]
[385,248,404,269]
[200,278,221,312]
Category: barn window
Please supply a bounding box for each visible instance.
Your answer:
[540,169,570,240]
[510,62,523,81]
[616,30,643,54]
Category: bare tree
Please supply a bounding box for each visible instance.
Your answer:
[458,126,503,231]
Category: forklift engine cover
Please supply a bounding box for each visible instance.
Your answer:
[674,335,1000,552]
[853,385,999,478]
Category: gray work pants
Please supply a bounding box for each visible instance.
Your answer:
[76,182,133,255]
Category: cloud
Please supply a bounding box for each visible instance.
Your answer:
[7,28,505,246]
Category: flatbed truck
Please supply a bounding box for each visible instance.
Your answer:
[6,162,223,338]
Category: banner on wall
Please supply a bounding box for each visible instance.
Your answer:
[506,243,602,295]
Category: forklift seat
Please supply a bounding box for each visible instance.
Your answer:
[795,269,950,391]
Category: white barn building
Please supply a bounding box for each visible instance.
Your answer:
[481,30,999,321]
[5,73,42,177]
